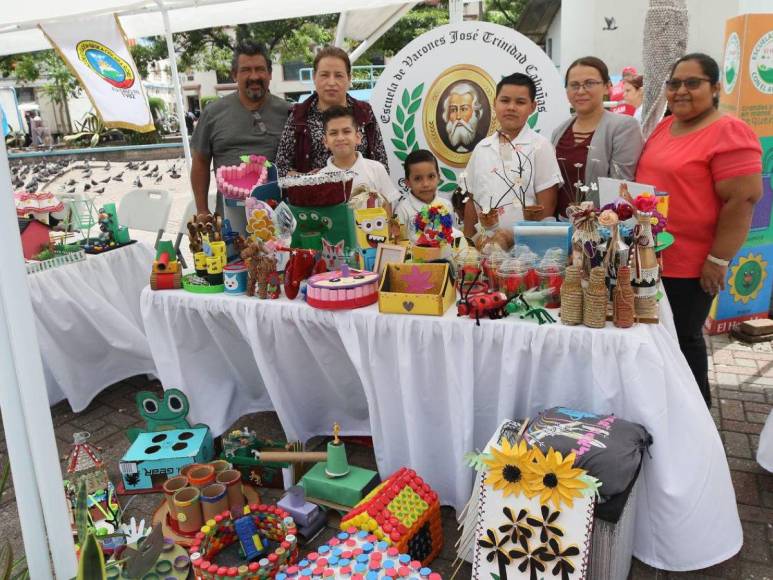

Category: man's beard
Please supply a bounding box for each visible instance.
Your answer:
[244,81,266,102]
[446,117,478,150]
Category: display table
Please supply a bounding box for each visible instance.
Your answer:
[140,288,741,571]
[28,242,156,410]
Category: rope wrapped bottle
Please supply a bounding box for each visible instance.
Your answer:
[583,266,608,328]
[560,265,584,325]
[613,265,636,328]
[630,212,659,319]
[567,202,602,280]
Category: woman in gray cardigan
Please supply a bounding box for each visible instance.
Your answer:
[551,56,644,218]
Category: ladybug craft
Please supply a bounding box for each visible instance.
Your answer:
[457,271,519,325]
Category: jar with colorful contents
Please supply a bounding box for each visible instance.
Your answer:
[480,245,507,291]
[538,248,566,309]
[453,246,481,292]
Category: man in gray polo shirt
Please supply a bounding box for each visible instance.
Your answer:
[190,41,289,219]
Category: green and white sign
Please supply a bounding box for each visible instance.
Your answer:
[723,32,741,94]
[371,22,569,196]
[750,29,773,94]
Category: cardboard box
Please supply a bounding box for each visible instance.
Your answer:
[378,263,456,316]
[705,243,773,334]
[119,428,214,491]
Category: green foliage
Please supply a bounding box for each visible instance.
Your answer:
[147,97,166,123]
[76,532,106,580]
[358,3,448,63]
[200,96,220,109]
[129,39,168,77]
[75,479,90,547]
[482,0,530,28]
[123,129,162,145]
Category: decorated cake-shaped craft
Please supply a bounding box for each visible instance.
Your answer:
[280,170,354,207]
[283,528,441,580]
[306,264,379,310]
[216,155,269,200]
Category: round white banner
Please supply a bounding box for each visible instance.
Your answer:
[371,21,570,197]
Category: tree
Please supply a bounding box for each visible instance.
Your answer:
[130,39,168,77]
[357,3,449,63]
[483,0,530,28]
[8,50,81,133]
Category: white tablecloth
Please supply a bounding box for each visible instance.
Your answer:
[28,242,156,410]
[140,288,741,571]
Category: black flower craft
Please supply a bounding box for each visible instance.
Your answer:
[534,537,581,580]
[498,506,532,545]
[479,528,518,580]
[526,504,564,543]
[508,534,546,580]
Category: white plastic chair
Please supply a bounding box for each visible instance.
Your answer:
[118,189,172,249]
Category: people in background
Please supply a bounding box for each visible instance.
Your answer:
[623,75,645,123]
[190,41,290,220]
[636,53,762,408]
[551,56,643,218]
[275,46,388,176]
[462,72,562,249]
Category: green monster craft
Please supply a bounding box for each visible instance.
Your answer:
[126,389,206,443]
[288,203,356,252]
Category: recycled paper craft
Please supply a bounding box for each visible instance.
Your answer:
[288,202,356,253]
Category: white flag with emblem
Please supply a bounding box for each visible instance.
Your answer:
[41,14,155,133]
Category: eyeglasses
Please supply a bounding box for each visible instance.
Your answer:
[252,110,267,135]
[665,77,711,91]
[567,80,604,92]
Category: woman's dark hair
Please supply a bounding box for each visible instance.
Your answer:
[322,106,357,131]
[313,46,352,77]
[404,149,439,179]
[565,56,610,86]
[496,72,537,100]
[231,41,272,74]
[670,52,720,107]
[624,75,644,90]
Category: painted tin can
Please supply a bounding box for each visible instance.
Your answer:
[223,262,248,295]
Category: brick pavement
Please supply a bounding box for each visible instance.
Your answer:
[0,334,771,578]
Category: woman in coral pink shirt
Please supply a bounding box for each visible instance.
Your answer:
[637,53,762,407]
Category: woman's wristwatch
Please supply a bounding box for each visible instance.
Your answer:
[706,254,730,267]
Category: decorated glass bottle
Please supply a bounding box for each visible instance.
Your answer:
[630,212,659,318]
[613,266,636,328]
[560,265,584,325]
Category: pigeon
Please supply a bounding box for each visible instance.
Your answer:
[82,170,92,178]
[154,174,163,183]
[104,161,111,172]
[139,162,149,171]
[66,179,76,186]
[126,161,138,170]
[169,169,181,179]
[113,171,123,180]
[603,16,618,30]
[66,186,76,193]
[133,176,143,188]
[91,179,99,186]
[94,186,105,194]
[100,176,111,183]
[150,164,159,173]
[113,175,123,182]
[83,183,91,191]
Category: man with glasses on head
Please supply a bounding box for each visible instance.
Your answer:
[190,41,290,221]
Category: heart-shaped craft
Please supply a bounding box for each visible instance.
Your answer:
[403,301,414,312]
[216,154,269,200]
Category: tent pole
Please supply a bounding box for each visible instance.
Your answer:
[334,11,348,47]
[156,0,192,173]
[349,3,417,64]
[0,143,75,579]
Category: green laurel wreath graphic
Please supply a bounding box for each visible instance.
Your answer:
[391,83,424,162]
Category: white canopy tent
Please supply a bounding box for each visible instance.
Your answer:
[0,1,425,578]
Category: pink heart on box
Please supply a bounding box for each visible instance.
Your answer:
[216,154,269,200]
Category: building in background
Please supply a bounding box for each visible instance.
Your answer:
[517,0,744,77]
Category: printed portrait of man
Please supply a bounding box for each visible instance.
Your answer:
[437,81,489,153]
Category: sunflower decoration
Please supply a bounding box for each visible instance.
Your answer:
[246,209,275,242]
[527,447,588,509]
[483,438,536,498]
